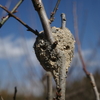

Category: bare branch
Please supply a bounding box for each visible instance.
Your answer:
[53,52,67,100]
[31,0,54,44]
[1,0,12,16]
[13,87,17,100]
[0,4,39,35]
[0,0,24,28]
[66,88,85,98]
[73,2,89,75]
[47,72,53,100]
[49,0,61,23]
[89,73,100,100]
[73,2,100,100]
[61,13,66,29]
[0,95,4,100]
[59,54,67,100]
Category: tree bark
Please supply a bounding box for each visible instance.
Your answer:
[47,72,53,100]
[59,54,66,100]
[61,13,66,29]
[31,0,54,44]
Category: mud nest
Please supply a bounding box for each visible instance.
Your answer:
[34,27,75,72]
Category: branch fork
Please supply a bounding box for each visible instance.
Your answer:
[0,4,39,35]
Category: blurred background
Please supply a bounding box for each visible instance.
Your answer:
[0,0,100,100]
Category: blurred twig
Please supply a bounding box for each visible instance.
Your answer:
[66,88,85,98]
[0,4,39,35]
[1,0,12,16]
[0,95,4,100]
[73,2,100,100]
[13,87,17,100]
[49,0,61,24]
[0,0,24,28]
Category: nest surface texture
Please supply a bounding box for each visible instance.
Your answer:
[34,27,75,72]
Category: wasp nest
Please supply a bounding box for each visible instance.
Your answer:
[34,26,75,71]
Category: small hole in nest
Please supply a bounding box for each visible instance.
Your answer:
[41,45,46,50]
[65,45,70,50]
[56,29,59,31]
[51,57,57,62]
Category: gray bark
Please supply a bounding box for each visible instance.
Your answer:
[31,0,54,44]
[47,72,53,100]
[89,73,100,100]
[59,53,66,100]
[61,13,66,29]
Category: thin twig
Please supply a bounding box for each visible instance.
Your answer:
[1,0,12,16]
[0,95,4,100]
[73,2,100,100]
[66,88,85,98]
[73,2,89,75]
[0,4,39,35]
[60,13,66,29]
[0,0,24,28]
[31,0,54,44]
[89,73,100,100]
[49,0,61,23]
[13,87,17,100]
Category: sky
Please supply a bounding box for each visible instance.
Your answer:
[0,0,100,96]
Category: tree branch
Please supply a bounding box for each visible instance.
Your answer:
[0,0,24,28]
[0,95,4,100]
[89,73,100,100]
[0,4,39,35]
[73,2,100,100]
[60,13,66,29]
[59,54,66,100]
[73,2,89,75]
[49,0,61,24]
[47,72,53,100]
[55,13,67,100]
[13,87,17,100]
[31,0,54,44]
